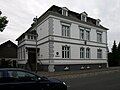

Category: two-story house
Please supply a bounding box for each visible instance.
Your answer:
[16,5,109,72]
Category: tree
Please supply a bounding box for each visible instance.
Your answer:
[111,40,118,66]
[117,42,120,65]
[108,52,113,66]
[0,10,8,32]
[108,41,120,67]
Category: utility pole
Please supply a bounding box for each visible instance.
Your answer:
[33,16,38,73]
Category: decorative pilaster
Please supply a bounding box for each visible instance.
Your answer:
[48,18,54,62]
[49,17,54,35]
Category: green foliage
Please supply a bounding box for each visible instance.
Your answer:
[117,42,120,65]
[108,40,120,66]
[112,41,117,54]
[0,10,8,32]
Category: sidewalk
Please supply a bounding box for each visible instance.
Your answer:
[37,67,120,79]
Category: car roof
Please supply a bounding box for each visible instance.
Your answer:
[0,68,39,76]
[0,68,33,73]
[0,68,25,71]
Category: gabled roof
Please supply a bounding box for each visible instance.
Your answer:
[62,7,69,11]
[80,11,88,16]
[0,40,17,48]
[16,5,109,41]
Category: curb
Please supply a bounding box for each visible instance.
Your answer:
[38,67,120,79]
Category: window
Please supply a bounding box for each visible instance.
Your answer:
[97,49,102,59]
[81,15,86,22]
[62,10,68,16]
[86,30,90,41]
[7,70,38,82]
[96,19,101,26]
[80,28,84,40]
[97,33,102,43]
[62,7,68,16]
[81,12,87,22]
[34,36,36,40]
[28,35,30,39]
[31,36,33,40]
[62,46,70,58]
[80,48,84,59]
[28,35,36,40]
[62,25,70,37]
[80,27,91,41]
[86,48,90,59]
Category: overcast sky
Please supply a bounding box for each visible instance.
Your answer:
[0,0,120,51]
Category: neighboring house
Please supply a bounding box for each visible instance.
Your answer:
[16,5,109,72]
[0,40,18,67]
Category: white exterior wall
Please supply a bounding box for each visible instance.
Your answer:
[71,23,80,39]
[53,19,61,36]
[37,19,49,40]
[17,13,108,71]
[52,17,107,44]
[18,46,27,64]
[53,42,107,59]
[38,42,49,59]
[52,17,107,63]
[102,31,107,43]
[52,42,107,65]
[90,28,96,42]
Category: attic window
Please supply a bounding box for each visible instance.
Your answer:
[62,7,68,16]
[81,12,87,22]
[96,19,101,26]
[81,15,86,21]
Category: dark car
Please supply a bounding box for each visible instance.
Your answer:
[0,68,67,90]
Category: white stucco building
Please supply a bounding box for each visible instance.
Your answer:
[16,5,109,72]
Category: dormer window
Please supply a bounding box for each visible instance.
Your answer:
[81,12,87,22]
[96,19,101,26]
[62,7,68,16]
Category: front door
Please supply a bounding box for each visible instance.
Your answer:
[28,48,36,70]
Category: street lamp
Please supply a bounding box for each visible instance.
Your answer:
[33,16,38,73]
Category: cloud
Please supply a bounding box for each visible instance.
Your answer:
[0,0,120,50]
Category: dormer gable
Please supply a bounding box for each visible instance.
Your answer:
[80,11,88,22]
[96,19,101,26]
[62,7,69,16]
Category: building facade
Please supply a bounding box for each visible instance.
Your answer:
[0,40,17,67]
[16,5,109,72]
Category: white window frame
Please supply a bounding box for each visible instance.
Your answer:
[62,45,70,59]
[27,35,30,39]
[97,31,102,43]
[80,27,84,40]
[86,48,90,59]
[62,25,70,37]
[97,49,102,59]
[62,10,68,16]
[62,7,68,16]
[80,47,85,59]
[81,15,86,22]
[86,30,90,41]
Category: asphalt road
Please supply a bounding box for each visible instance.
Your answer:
[63,71,120,90]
